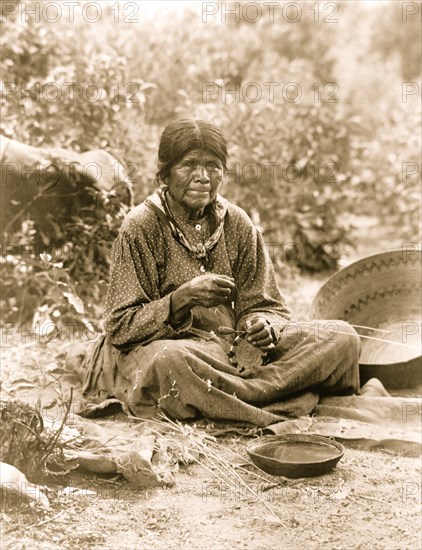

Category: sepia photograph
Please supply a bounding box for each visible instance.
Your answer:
[1,1,421,548]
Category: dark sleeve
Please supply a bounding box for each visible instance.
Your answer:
[104,224,192,351]
[232,210,291,333]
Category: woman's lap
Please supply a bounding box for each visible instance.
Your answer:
[100,319,361,425]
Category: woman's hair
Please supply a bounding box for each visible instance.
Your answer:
[156,119,228,182]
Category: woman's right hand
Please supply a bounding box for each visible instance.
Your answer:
[172,274,236,312]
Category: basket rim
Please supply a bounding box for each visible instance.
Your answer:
[312,249,422,315]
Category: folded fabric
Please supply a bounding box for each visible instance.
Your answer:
[266,379,421,457]
[62,416,182,487]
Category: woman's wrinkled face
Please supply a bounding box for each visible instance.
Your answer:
[166,149,225,217]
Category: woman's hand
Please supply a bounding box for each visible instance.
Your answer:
[187,274,236,307]
[171,274,236,323]
[245,317,277,352]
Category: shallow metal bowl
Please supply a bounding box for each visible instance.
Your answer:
[246,434,345,478]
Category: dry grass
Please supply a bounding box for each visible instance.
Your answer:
[0,397,73,483]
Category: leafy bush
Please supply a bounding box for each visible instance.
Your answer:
[0,186,129,325]
[0,1,420,324]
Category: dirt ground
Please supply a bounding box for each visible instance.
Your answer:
[1,444,421,550]
[1,217,421,550]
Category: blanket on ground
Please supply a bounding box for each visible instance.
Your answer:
[57,342,422,482]
[266,378,421,457]
[2,341,420,488]
[38,376,419,490]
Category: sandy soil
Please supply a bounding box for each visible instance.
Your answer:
[1,442,421,550]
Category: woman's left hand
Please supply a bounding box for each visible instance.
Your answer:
[245,317,277,352]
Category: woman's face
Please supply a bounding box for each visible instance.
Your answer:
[166,149,225,217]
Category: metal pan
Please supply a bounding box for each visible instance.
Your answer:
[246,434,345,478]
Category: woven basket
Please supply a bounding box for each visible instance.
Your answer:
[311,250,421,388]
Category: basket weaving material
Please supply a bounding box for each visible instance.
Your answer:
[311,250,421,388]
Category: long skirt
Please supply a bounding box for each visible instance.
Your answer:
[81,320,361,427]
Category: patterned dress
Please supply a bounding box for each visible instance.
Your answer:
[81,188,360,426]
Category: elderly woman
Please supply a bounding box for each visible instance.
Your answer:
[82,119,360,426]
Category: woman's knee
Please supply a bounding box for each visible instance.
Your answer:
[332,320,361,354]
[308,320,360,354]
[146,339,190,370]
[128,338,186,363]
